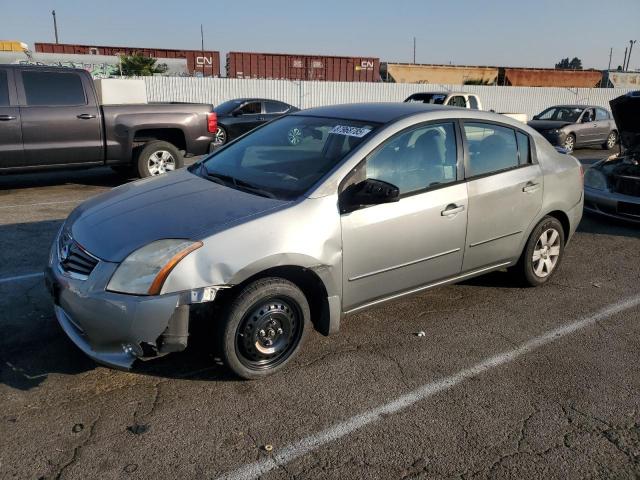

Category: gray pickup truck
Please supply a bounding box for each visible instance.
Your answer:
[0,65,217,177]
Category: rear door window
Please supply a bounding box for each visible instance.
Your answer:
[595,108,609,120]
[0,70,9,106]
[238,101,262,115]
[21,70,86,106]
[265,101,289,114]
[463,122,519,177]
[448,96,467,108]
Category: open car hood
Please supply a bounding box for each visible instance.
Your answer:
[610,91,640,153]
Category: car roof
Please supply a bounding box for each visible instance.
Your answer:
[226,98,290,104]
[548,104,600,110]
[292,102,460,124]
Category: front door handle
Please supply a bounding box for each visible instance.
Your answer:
[0,115,17,121]
[441,204,465,216]
[522,181,540,193]
[77,113,96,119]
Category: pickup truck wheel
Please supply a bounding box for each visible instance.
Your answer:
[136,141,183,178]
[219,277,310,379]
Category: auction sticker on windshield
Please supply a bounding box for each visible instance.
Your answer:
[330,125,372,137]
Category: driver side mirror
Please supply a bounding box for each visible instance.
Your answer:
[340,178,400,213]
[581,114,592,123]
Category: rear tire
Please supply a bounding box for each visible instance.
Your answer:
[218,277,311,379]
[602,131,617,150]
[515,216,565,287]
[135,141,183,178]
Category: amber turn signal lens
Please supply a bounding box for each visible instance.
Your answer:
[147,241,203,295]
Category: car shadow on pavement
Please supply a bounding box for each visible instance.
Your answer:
[0,167,132,191]
[578,213,640,239]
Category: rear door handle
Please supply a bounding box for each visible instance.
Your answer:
[522,181,540,193]
[77,113,96,119]
[0,115,17,121]
[441,204,465,216]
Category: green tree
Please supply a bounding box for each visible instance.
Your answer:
[555,57,583,70]
[120,53,168,76]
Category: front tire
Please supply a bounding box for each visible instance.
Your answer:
[219,278,311,379]
[563,133,575,153]
[602,131,617,150]
[516,216,565,287]
[136,140,183,178]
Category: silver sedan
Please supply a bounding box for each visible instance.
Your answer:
[46,103,584,379]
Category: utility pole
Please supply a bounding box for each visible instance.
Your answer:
[627,40,637,71]
[200,24,204,51]
[607,47,612,70]
[413,37,416,64]
[52,10,59,44]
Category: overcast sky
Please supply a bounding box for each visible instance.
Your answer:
[2,0,638,70]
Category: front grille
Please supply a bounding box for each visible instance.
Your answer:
[58,232,99,278]
[614,176,640,197]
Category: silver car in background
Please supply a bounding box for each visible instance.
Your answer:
[45,103,584,379]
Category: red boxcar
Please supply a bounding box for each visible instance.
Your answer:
[34,42,221,77]
[226,51,380,82]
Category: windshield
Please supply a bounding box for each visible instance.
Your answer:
[215,99,244,115]
[194,115,379,199]
[405,93,447,104]
[536,107,583,123]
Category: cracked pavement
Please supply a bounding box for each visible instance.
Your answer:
[1,151,640,479]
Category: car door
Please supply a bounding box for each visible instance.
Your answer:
[17,68,102,167]
[594,108,611,142]
[0,68,24,168]
[340,121,467,311]
[461,121,543,272]
[575,108,596,145]
[231,100,265,137]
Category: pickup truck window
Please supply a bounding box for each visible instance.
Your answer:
[0,71,8,106]
[21,71,86,106]
[468,96,479,109]
[448,96,467,108]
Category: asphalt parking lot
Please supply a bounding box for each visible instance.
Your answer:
[1,147,639,480]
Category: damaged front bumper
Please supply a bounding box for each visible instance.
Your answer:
[45,242,222,370]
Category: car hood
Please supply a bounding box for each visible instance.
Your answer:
[67,168,290,262]
[527,120,572,131]
[610,91,640,153]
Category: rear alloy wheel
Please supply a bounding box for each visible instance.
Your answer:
[603,131,617,150]
[219,278,310,379]
[516,216,565,287]
[136,140,183,178]
[213,126,227,147]
[563,134,575,153]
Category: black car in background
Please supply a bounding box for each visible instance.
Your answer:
[212,98,299,146]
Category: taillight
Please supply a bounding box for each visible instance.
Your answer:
[207,112,217,133]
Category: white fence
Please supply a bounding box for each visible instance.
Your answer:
[143,77,634,119]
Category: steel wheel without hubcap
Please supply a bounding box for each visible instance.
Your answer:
[532,228,561,278]
[214,127,227,146]
[235,297,302,370]
[563,135,575,153]
[147,150,176,175]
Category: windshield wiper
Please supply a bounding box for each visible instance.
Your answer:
[202,170,277,199]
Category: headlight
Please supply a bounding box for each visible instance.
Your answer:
[107,239,202,295]
[584,169,608,191]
